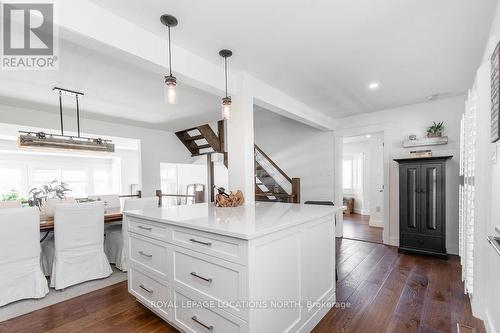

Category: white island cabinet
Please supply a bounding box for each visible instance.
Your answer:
[125,202,340,333]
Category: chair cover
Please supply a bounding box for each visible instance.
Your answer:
[88,195,121,212]
[0,200,22,209]
[0,208,49,306]
[44,198,76,218]
[45,202,112,290]
[104,197,158,271]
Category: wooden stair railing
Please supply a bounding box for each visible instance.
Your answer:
[254,144,300,203]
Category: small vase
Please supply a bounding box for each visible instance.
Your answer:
[427,132,442,138]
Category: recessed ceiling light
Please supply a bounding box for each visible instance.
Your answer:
[368,82,379,90]
[365,134,372,138]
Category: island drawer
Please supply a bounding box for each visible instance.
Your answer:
[172,246,248,320]
[128,216,169,242]
[171,226,247,265]
[129,234,168,278]
[173,288,247,333]
[129,267,171,319]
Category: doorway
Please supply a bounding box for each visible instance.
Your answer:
[341,132,384,243]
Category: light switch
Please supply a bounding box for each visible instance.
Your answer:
[492,145,498,164]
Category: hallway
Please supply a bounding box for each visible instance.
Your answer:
[343,213,383,243]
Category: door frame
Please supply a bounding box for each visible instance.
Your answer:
[334,124,391,245]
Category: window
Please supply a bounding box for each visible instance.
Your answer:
[93,169,111,195]
[62,169,87,197]
[343,153,363,194]
[0,168,23,196]
[0,153,119,198]
[342,159,353,190]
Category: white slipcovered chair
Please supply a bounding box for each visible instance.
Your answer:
[104,197,158,271]
[41,202,112,290]
[89,195,123,264]
[0,207,49,306]
[44,198,76,218]
[0,200,22,209]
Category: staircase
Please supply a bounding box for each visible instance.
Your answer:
[254,144,300,203]
[175,121,227,166]
[174,122,300,203]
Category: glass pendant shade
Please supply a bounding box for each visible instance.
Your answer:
[164,75,177,104]
[222,96,231,119]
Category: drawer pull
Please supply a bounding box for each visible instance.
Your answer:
[190,271,213,283]
[189,238,212,246]
[191,316,213,331]
[138,250,153,258]
[417,239,425,245]
[139,284,154,294]
[138,225,152,231]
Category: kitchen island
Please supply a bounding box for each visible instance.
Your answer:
[125,202,340,333]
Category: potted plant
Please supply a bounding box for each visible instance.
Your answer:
[27,180,71,210]
[427,121,445,138]
[0,190,25,202]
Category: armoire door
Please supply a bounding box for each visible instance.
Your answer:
[399,164,420,234]
[419,163,444,237]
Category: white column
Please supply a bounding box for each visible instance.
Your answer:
[227,72,255,204]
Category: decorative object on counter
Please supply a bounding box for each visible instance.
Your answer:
[410,150,432,158]
[402,136,448,148]
[214,185,229,198]
[408,134,417,141]
[28,180,71,210]
[491,41,500,142]
[18,87,114,153]
[215,188,244,207]
[427,121,445,138]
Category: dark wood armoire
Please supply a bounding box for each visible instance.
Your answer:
[394,156,452,259]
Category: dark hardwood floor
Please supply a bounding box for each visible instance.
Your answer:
[0,239,484,333]
[343,213,383,244]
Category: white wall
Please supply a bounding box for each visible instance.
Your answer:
[0,105,192,196]
[254,107,335,203]
[334,95,464,253]
[470,1,500,331]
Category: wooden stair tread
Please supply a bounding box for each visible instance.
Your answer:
[197,144,212,149]
[185,135,204,141]
[255,193,293,198]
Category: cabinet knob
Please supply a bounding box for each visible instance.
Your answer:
[417,239,424,245]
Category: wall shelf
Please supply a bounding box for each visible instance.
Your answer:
[402,136,448,148]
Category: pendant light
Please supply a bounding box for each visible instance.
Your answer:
[219,49,232,119]
[161,14,178,104]
[18,87,114,153]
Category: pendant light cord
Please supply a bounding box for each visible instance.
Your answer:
[224,56,228,98]
[58,91,64,136]
[168,25,172,76]
[75,94,81,138]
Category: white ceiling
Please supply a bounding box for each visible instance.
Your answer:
[89,0,496,118]
[0,38,221,131]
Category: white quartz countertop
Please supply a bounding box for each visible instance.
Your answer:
[124,202,341,240]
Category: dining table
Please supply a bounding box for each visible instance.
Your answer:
[39,208,123,231]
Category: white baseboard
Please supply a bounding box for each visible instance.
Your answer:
[389,237,399,247]
[353,208,370,215]
[447,243,459,255]
[369,218,383,228]
[485,307,497,333]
